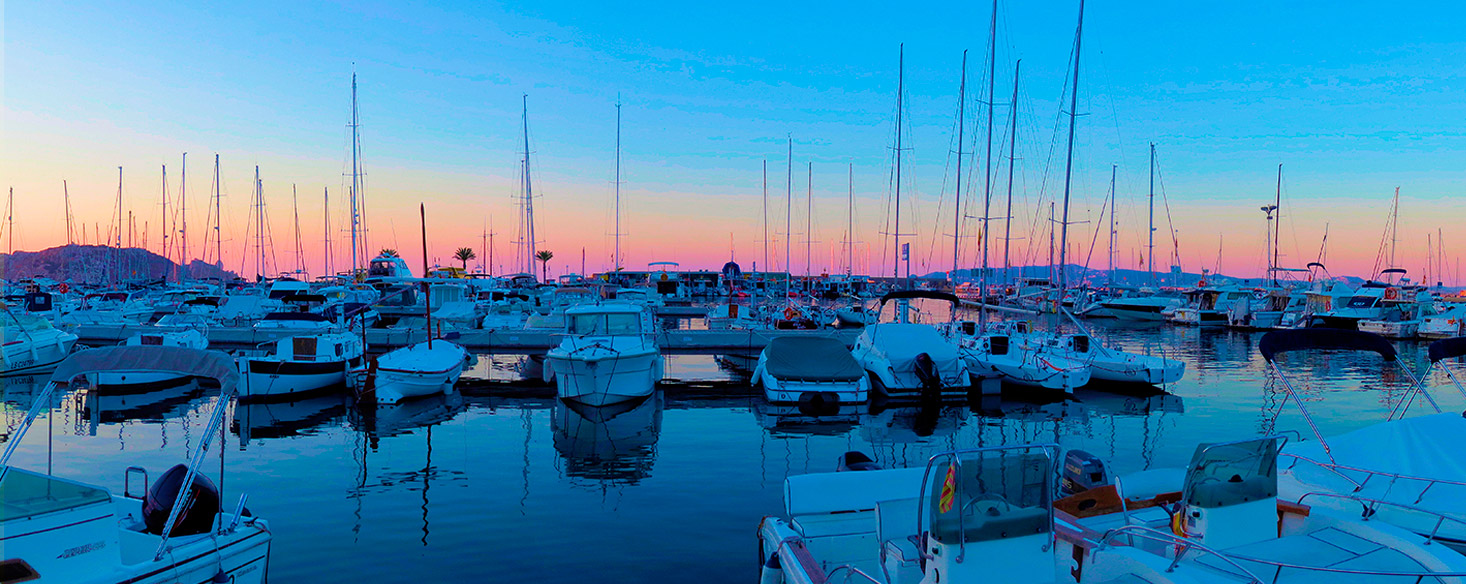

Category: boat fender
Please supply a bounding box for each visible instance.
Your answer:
[758,551,782,584]
[142,464,221,537]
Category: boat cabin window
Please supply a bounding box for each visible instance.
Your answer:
[568,313,642,335]
[0,468,110,523]
[1183,437,1279,509]
[926,452,1050,544]
[1345,296,1378,309]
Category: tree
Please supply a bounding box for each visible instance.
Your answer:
[379,248,399,258]
[535,250,554,282]
[453,247,476,270]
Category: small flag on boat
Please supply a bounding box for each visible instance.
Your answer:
[939,463,957,513]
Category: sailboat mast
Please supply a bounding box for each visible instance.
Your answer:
[762,160,768,279]
[64,181,74,246]
[1107,164,1116,288]
[614,99,622,272]
[180,153,187,282]
[1003,61,1020,287]
[1391,186,1399,272]
[5,187,12,255]
[293,184,303,276]
[979,0,998,324]
[213,155,222,271]
[350,72,362,276]
[255,166,264,279]
[521,95,538,276]
[1056,0,1085,295]
[116,166,124,284]
[161,164,169,261]
[894,44,904,282]
[324,188,333,277]
[1148,143,1155,287]
[785,136,792,275]
[953,50,967,280]
[1273,163,1282,285]
[846,163,854,277]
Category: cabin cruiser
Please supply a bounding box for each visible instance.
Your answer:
[1422,304,1466,339]
[754,335,869,407]
[1265,331,1466,549]
[93,329,209,390]
[851,291,973,400]
[706,302,758,330]
[1168,286,1251,326]
[366,252,415,281]
[238,332,364,401]
[1225,287,1305,330]
[1,312,78,376]
[524,287,598,330]
[0,346,272,583]
[545,303,663,406]
[1033,327,1185,386]
[1359,286,1435,339]
[1312,273,1406,329]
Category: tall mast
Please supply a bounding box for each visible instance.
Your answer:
[1107,164,1116,288]
[1391,186,1400,272]
[255,166,265,279]
[979,0,998,325]
[1003,61,1021,287]
[116,166,124,284]
[762,160,769,278]
[846,163,854,276]
[180,153,187,281]
[293,184,304,276]
[805,161,812,277]
[162,164,169,261]
[1056,0,1085,296]
[1148,143,1155,287]
[5,187,12,255]
[953,50,967,280]
[894,44,905,282]
[614,98,623,272]
[324,188,333,277]
[64,181,74,245]
[350,71,363,276]
[213,155,222,271]
[785,136,792,274]
[521,95,538,276]
[1273,163,1282,285]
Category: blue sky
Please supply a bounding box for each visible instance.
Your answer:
[5,1,1466,279]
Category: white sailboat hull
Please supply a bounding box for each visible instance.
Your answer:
[361,342,468,403]
[240,360,350,400]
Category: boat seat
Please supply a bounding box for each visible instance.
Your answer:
[792,511,876,538]
[1203,527,1445,584]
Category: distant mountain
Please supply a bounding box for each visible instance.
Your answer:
[0,244,237,284]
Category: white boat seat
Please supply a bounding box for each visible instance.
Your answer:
[1200,527,1446,584]
[791,511,876,538]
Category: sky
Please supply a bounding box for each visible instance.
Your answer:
[5,1,1466,282]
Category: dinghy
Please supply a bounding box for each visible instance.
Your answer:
[753,335,869,407]
[0,346,272,584]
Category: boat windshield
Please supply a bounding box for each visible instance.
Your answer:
[3,314,54,335]
[1183,436,1280,509]
[0,468,111,522]
[1345,296,1378,309]
[927,451,1051,544]
[569,313,642,335]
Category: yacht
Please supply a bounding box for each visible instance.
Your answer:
[545,303,663,406]
[0,346,272,583]
[1,312,79,376]
[953,320,1090,394]
[850,291,973,400]
[1099,289,1182,322]
[1359,286,1435,339]
[754,335,869,408]
[238,332,364,401]
[1168,286,1251,326]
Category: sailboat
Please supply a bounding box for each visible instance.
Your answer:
[1101,144,1182,321]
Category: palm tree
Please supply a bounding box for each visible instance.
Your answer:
[453,247,476,270]
[379,248,399,258]
[535,250,554,282]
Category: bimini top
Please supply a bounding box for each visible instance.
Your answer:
[1428,337,1466,363]
[763,335,863,382]
[878,290,960,306]
[1258,329,1397,362]
[50,346,239,395]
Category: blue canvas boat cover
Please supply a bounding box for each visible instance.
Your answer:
[763,336,864,382]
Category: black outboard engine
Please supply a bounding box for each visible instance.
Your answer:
[143,464,221,536]
[1061,450,1110,496]
[913,353,943,396]
[837,451,882,472]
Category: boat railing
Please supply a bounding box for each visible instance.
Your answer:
[1283,454,1466,504]
[1390,358,1466,421]
[916,443,1061,564]
[1093,525,1264,583]
[1268,359,1422,464]
[824,565,883,584]
[1297,491,1466,544]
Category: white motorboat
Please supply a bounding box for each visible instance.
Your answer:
[0,346,271,584]
[753,335,869,407]
[953,320,1091,394]
[1037,326,1185,386]
[851,291,973,400]
[93,329,208,391]
[354,339,467,404]
[238,332,363,401]
[545,303,663,406]
[1,312,78,376]
[1423,304,1466,339]
[1168,286,1251,326]
[252,311,338,333]
[1359,286,1435,339]
[1265,331,1466,549]
[1056,435,1466,583]
[705,302,757,330]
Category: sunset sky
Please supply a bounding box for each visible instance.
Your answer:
[5,1,1466,282]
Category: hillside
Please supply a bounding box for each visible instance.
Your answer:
[0,244,238,284]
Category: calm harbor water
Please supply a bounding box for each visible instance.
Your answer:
[0,319,1451,583]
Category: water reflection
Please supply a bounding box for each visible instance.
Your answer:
[552,394,663,484]
[350,392,467,441]
[234,393,348,443]
[752,401,861,436]
[75,381,206,432]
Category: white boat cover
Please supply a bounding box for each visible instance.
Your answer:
[1285,413,1466,483]
[785,467,927,516]
[50,346,239,394]
[762,336,863,382]
[860,324,962,371]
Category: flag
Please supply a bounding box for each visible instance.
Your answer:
[939,463,957,513]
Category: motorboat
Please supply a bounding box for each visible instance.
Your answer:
[1101,289,1182,322]
[252,311,338,334]
[544,303,663,406]
[0,346,271,583]
[1168,286,1252,326]
[93,329,209,391]
[1037,326,1185,386]
[1054,435,1466,583]
[1359,286,1435,339]
[753,334,869,408]
[705,302,757,330]
[353,339,467,404]
[1264,331,1466,549]
[953,320,1090,394]
[1,312,79,376]
[1423,304,1466,339]
[238,332,364,401]
[1312,277,1399,329]
[850,291,973,400]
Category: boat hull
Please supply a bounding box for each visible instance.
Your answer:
[547,350,662,406]
[369,360,465,403]
[240,359,352,401]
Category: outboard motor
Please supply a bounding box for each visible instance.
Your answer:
[143,464,221,536]
[1061,450,1110,496]
[913,352,943,397]
[837,451,882,472]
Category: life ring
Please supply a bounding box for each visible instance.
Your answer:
[1252,288,1267,300]
[1384,287,1401,301]
[783,307,800,321]
[57,283,70,294]
[1197,280,1207,287]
